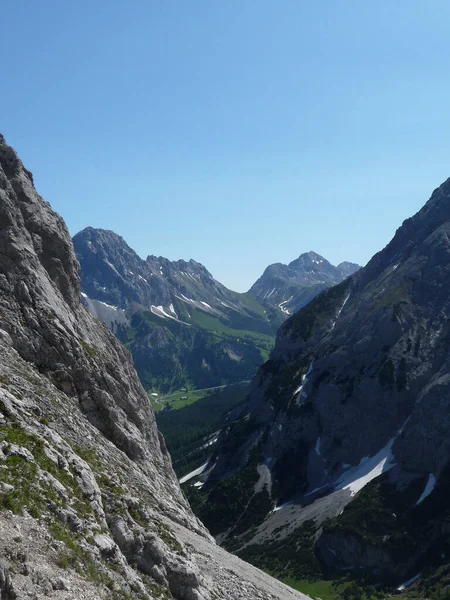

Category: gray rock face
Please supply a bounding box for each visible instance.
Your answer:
[196,177,450,584]
[74,227,230,312]
[0,561,16,599]
[248,251,359,315]
[0,134,308,600]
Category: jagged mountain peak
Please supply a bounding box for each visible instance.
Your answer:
[249,251,360,315]
[288,250,329,269]
[0,135,81,312]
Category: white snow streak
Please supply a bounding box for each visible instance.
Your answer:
[330,293,351,330]
[396,574,420,591]
[272,501,293,513]
[150,305,179,321]
[179,462,209,484]
[278,297,293,315]
[81,292,88,299]
[416,474,436,505]
[335,438,396,496]
[315,437,321,456]
[293,359,314,404]
[98,300,119,311]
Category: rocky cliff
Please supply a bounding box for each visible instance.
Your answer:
[248,251,359,316]
[186,177,450,590]
[0,134,308,600]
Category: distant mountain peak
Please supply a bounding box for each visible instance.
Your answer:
[288,251,331,270]
[249,251,360,314]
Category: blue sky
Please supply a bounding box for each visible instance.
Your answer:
[2,1,450,291]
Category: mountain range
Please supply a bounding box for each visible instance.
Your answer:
[183,176,450,596]
[73,227,280,393]
[74,228,357,394]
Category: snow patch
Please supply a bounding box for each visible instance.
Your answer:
[293,383,304,396]
[98,300,120,311]
[396,574,420,591]
[81,292,88,299]
[315,437,321,456]
[330,293,351,330]
[278,297,293,315]
[416,474,436,505]
[265,288,276,299]
[335,438,396,496]
[138,274,148,283]
[179,462,209,484]
[293,359,314,404]
[151,305,176,320]
[272,501,292,513]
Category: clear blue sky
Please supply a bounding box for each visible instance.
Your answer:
[2,1,450,291]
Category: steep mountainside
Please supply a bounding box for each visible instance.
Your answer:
[0,134,308,600]
[249,251,359,315]
[74,228,281,392]
[185,177,450,593]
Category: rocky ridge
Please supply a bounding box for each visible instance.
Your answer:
[0,134,308,600]
[186,177,450,589]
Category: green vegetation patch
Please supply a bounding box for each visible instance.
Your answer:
[157,383,250,478]
[119,302,275,393]
[239,519,323,581]
[261,355,312,411]
[0,422,95,520]
[184,449,262,537]
[79,339,98,359]
[157,522,183,553]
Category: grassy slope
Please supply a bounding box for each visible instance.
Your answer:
[149,387,218,412]
[120,298,276,393]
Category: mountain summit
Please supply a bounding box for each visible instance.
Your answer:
[248,251,359,315]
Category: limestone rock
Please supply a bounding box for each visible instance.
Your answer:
[0,134,308,599]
